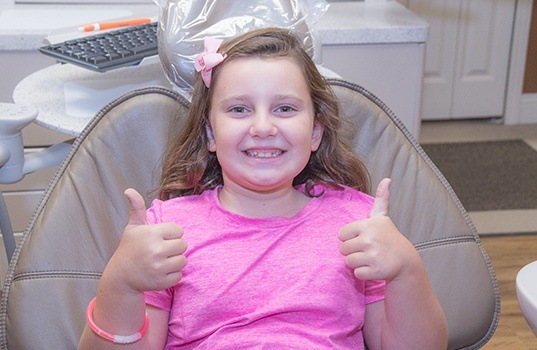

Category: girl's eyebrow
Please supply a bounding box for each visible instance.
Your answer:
[218,95,249,106]
[218,94,306,106]
[273,94,305,102]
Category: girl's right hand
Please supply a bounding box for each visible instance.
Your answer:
[105,188,187,295]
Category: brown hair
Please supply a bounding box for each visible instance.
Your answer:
[158,27,370,200]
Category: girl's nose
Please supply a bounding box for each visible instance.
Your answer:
[249,112,278,138]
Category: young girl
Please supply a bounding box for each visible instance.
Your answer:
[79,28,447,349]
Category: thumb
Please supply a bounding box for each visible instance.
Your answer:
[124,188,147,226]
[370,178,391,217]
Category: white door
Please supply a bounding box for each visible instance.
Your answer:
[402,0,516,120]
[451,0,516,118]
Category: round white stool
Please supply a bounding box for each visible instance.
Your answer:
[516,260,537,336]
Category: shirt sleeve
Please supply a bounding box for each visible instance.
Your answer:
[145,288,174,312]
[145,198,162,225]
[364,279,386,304]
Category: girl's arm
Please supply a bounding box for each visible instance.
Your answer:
[339,179,448,349]
[78,189,187,349]
[362,254,447,349]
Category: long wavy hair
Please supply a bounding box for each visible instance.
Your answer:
[158,27,370,200]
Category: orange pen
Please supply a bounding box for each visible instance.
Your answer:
[79,18,152,32]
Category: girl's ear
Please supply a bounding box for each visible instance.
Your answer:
[311,121,324,152]
[206,126,216,152]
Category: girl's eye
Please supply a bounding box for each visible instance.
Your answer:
[230,106,248,114]
[276,105,296,114]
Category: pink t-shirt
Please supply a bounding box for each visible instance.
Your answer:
[145,185,385,349]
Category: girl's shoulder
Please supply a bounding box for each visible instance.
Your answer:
[315,184,374,220]
[150,190,211,208]
[146,188,217,223]
[318,184,374,204]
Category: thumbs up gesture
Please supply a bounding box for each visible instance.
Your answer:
[105,188,187,293]
[339,178,419,282]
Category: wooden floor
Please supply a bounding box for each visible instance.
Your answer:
[480,234,537,349]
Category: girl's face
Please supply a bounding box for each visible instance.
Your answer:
[207,56,323,195]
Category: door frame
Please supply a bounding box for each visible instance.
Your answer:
[505,0,535,124]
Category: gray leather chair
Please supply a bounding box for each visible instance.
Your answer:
[0,81,499,349]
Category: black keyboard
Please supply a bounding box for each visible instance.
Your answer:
[39,22,158,73]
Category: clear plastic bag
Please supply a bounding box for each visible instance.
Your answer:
[154,0,329,97]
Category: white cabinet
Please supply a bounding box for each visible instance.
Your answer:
[399,0,516,120]
[322,43,425,139]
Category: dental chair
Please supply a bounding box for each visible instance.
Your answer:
[0,80,500,349]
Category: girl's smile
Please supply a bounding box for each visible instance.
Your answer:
[243,148,285,159]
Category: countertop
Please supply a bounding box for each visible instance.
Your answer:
[316,1,428,45]
[0,1,428,51]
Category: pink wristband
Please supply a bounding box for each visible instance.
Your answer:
[86,297,149,344]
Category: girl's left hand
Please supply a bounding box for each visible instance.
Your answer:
[338,178,421,282]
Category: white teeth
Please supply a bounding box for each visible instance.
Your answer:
[245,150,283,158]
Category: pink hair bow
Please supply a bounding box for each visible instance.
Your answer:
[194,37,227,88]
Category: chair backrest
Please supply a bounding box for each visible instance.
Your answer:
[0,82,499,349]
[329,80,499,349]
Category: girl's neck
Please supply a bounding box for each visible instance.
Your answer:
[218,185,311,218]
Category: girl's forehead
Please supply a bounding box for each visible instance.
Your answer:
[226,60,304,86]
[215,56,307,86]
[222,55,302,72]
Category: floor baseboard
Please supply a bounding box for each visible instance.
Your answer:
[469,209,537,235]
[519,93,537,124]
